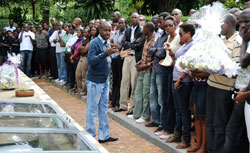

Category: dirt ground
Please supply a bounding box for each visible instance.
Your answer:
[34,79,167,153]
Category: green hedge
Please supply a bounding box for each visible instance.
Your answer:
[0,19,9,30]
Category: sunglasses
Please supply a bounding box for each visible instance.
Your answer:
[139,19,145,21]
[165,24,174,28]
[179,32,187,37]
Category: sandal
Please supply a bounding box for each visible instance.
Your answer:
[187,145,200,152]
[165,136,181,143]
[176,142,190,149]
[112,106,119,112]
[108,103,113,108]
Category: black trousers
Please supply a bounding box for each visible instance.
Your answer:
[49,47,58,78]
[223,102,249,153]
[111,59,123,107]
[30,48,39,76]
[67,59,79,89]
[206,86,234,153]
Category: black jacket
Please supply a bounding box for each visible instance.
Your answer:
[0,36,11,56]
[122,24,145,62]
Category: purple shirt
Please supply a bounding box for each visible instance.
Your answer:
[173,40,194,82]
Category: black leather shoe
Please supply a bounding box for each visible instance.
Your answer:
[145,122,159,127]
[114,108,127,112]
[126,109,133,115]
[98,137,118,143]
[154,127,164,132]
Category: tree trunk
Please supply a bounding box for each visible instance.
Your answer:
[30,0,36,20]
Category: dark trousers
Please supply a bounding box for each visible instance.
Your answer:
[172,81,193,144]
[163,68,175,133]
[111,59,123,107]
[30,48,38,76]
[223,102,249,153]
[206,86,234,153]
[176,82,193,144]
[0,55,7,66]
[50,47,58,78]
[68,59,79,88]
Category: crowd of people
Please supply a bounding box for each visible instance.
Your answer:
[1,1,250,153]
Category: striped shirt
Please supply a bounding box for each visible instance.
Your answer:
[140,34,156,73]
[207,32,242,91]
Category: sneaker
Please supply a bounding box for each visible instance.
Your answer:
[154,131,162,136]
[55,79,60,82]
[136,118,146,123]
[154,127,164,133]
[159,134,169,140]
[127,115,135,119]
[59,80,66,86]
[59,80,66,83]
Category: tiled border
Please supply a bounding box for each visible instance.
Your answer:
[46,78,186,153]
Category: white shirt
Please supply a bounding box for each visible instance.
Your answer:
[130,25,138,43]
[49,30,66,53]
[175,22,183,34]
[154,28,163,40]
[18,31,35,51]
[5,26,16,32]
[247,42,250,54]
[112,30,125,45]
[66,33,78,52]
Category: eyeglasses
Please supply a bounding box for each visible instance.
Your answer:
[179,32,187,37]
[171,13,179,16]
[165,24,174,28]
[139,19,145,21]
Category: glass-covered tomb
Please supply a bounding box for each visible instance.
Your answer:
[0,100,104,153]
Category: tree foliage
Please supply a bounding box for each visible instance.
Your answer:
[77,0,114,21]
[0,0,249,28]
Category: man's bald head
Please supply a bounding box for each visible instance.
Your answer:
[131,13,139,26]
[244,1,250,10]
[221,14,236,36]
[99,21,112,40]
[225,14,237,28]
[241,8,250,16]
[51,18,56,23]
[74,18,82,27]
[171,9,183,24]
[23,24,29,32]
[239,8,250,31]
[113,11,121,23]
[131,12,139,17]
[113,11,121,17]
[229,8,241,14]
[172,9,182,15]
[99,21,112,30]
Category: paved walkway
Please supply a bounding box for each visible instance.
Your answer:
[34,79,167,153]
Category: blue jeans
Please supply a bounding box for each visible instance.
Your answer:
[56,52,66,81]
[20,50,33,76]
[85,79,110,141]
[172,81,182,137]
[172,81,193,144]
[150,72,166,127]
[163,69,175,133]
